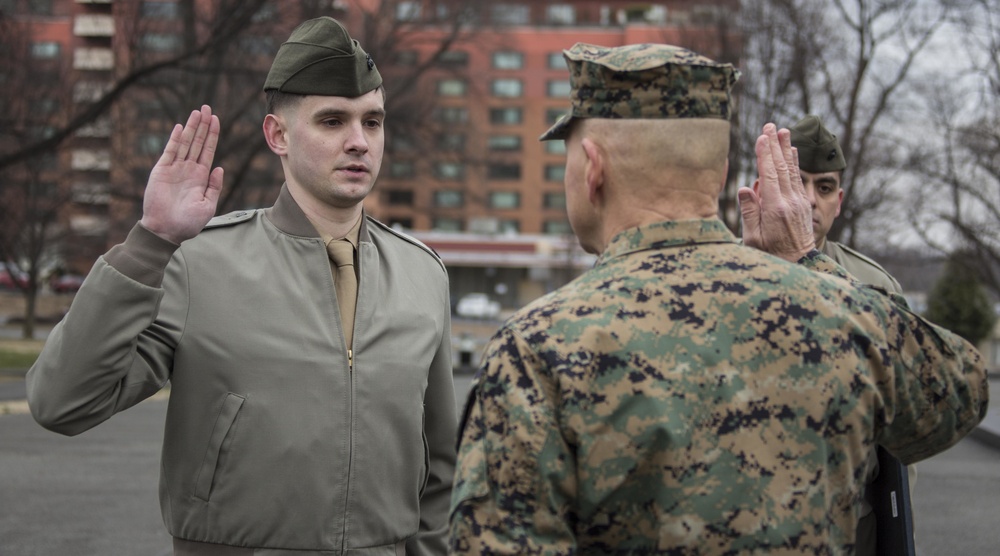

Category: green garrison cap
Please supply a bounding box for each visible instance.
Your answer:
[540,42,740,141]
[789,115,846,173]
[263,17,381,97]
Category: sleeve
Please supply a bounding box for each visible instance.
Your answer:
[406,283,459,556]
[448,328,577,555]
[799,250,989,463]
[25,224,183,436]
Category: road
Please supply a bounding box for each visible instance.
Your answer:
[1,373,997,555]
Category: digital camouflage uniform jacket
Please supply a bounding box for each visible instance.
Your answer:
[449,219,988,555]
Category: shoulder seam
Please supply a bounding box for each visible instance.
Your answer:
[366,217,445,270]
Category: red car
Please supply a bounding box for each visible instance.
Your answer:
[50,274,85,294]
[0,263,29,290]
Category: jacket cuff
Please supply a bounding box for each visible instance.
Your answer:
[103,223,179,288]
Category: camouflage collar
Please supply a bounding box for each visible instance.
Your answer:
[598,219,736,264]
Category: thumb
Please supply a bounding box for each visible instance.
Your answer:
[737,186,762,243]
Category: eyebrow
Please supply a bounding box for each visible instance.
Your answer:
[313,107,386,120]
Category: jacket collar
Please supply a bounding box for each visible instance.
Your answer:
[264,183,372,242]
[598,218,737,265]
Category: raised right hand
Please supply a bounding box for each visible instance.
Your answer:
[139,105,225,244]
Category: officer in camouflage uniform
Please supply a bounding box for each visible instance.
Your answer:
[448,43,988,555]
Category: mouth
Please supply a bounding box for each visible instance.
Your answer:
[338,164,370,176]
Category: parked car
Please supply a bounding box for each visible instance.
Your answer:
[455,293,501,320]
[50,274,85,294]
[0,263,29,290]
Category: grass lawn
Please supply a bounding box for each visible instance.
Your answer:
[0,338,43,370]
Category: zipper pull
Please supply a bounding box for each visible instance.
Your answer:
[348,349,353,372]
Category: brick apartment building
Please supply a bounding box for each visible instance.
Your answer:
[2,0,738,310]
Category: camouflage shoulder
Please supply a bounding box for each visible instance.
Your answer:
[366,217,445,271]
[204,209,259,229]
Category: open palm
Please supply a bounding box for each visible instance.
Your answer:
[140,105,225,245]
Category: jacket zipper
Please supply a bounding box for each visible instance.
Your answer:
[348,349,353,372]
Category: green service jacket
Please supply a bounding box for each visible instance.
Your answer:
[27,185,457,556]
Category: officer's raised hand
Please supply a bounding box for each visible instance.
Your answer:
[738,123,815,262]
[139,105,225,245]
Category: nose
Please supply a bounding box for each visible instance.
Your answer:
[344,122,369,155]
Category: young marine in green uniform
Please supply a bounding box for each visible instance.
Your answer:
[28,18,456,556]
[448,43,988,554]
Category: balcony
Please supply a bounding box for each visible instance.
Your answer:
[73,80,112,103]
[71,149,111,171]
[74,15,115,37]
[71,183,112,205]
[73,47,114,71]
[76,117,112,138]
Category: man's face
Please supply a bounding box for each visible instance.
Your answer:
[800,170,843,248]
[279,89,385,210]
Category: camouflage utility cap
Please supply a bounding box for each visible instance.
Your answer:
[789,115,846,174]
[263,16,381,98]
[540,42,740,141]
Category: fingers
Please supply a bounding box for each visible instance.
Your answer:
[173,108,204,162]
[764,124,792,197]
[163,106,217,165]
[197,114,221,168]
[158,124,184,165]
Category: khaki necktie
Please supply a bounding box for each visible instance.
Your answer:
[326,239,357,349]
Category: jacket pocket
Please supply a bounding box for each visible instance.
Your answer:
[418,413,430,498]
[194,393,245,501]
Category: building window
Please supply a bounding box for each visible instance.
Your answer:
[436,107,469,123]
[546,4,576,25]
[396,1,422,21]
[546,108,565,124]
[388,160,415,179]
[141,33,182,52]
[433,218,463,232]
[386,189,414,206]
[488,135,522,151]
[238,36,276,56]
[435,162,465,180]
[544,192,567,209]
[434,190,464,208]
[390,133,416,152]
[493,51,524,70]
[548,52,566,69]
[544,164,565,182]
[436,133,465,152]
[545,140,567,155]
[499,220,521,233]
[437,78,467,96]
[437,50,469,68]
[142,1,180,18]
[492,79,523,98]
[395,50,419,65]
[490,107,523,125]
[489,191,521,209]
[547,80,571,97]
[139,134,167,156]
[28,0,53,15]
[544,220,573,235]
[388,218,413,229]
[488,163,521,180]
[31,42,60,59]
[491,4,530,25]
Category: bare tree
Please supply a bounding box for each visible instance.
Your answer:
[0,14,81,338]
[736,0,956,249]
[907,0,1000,294]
